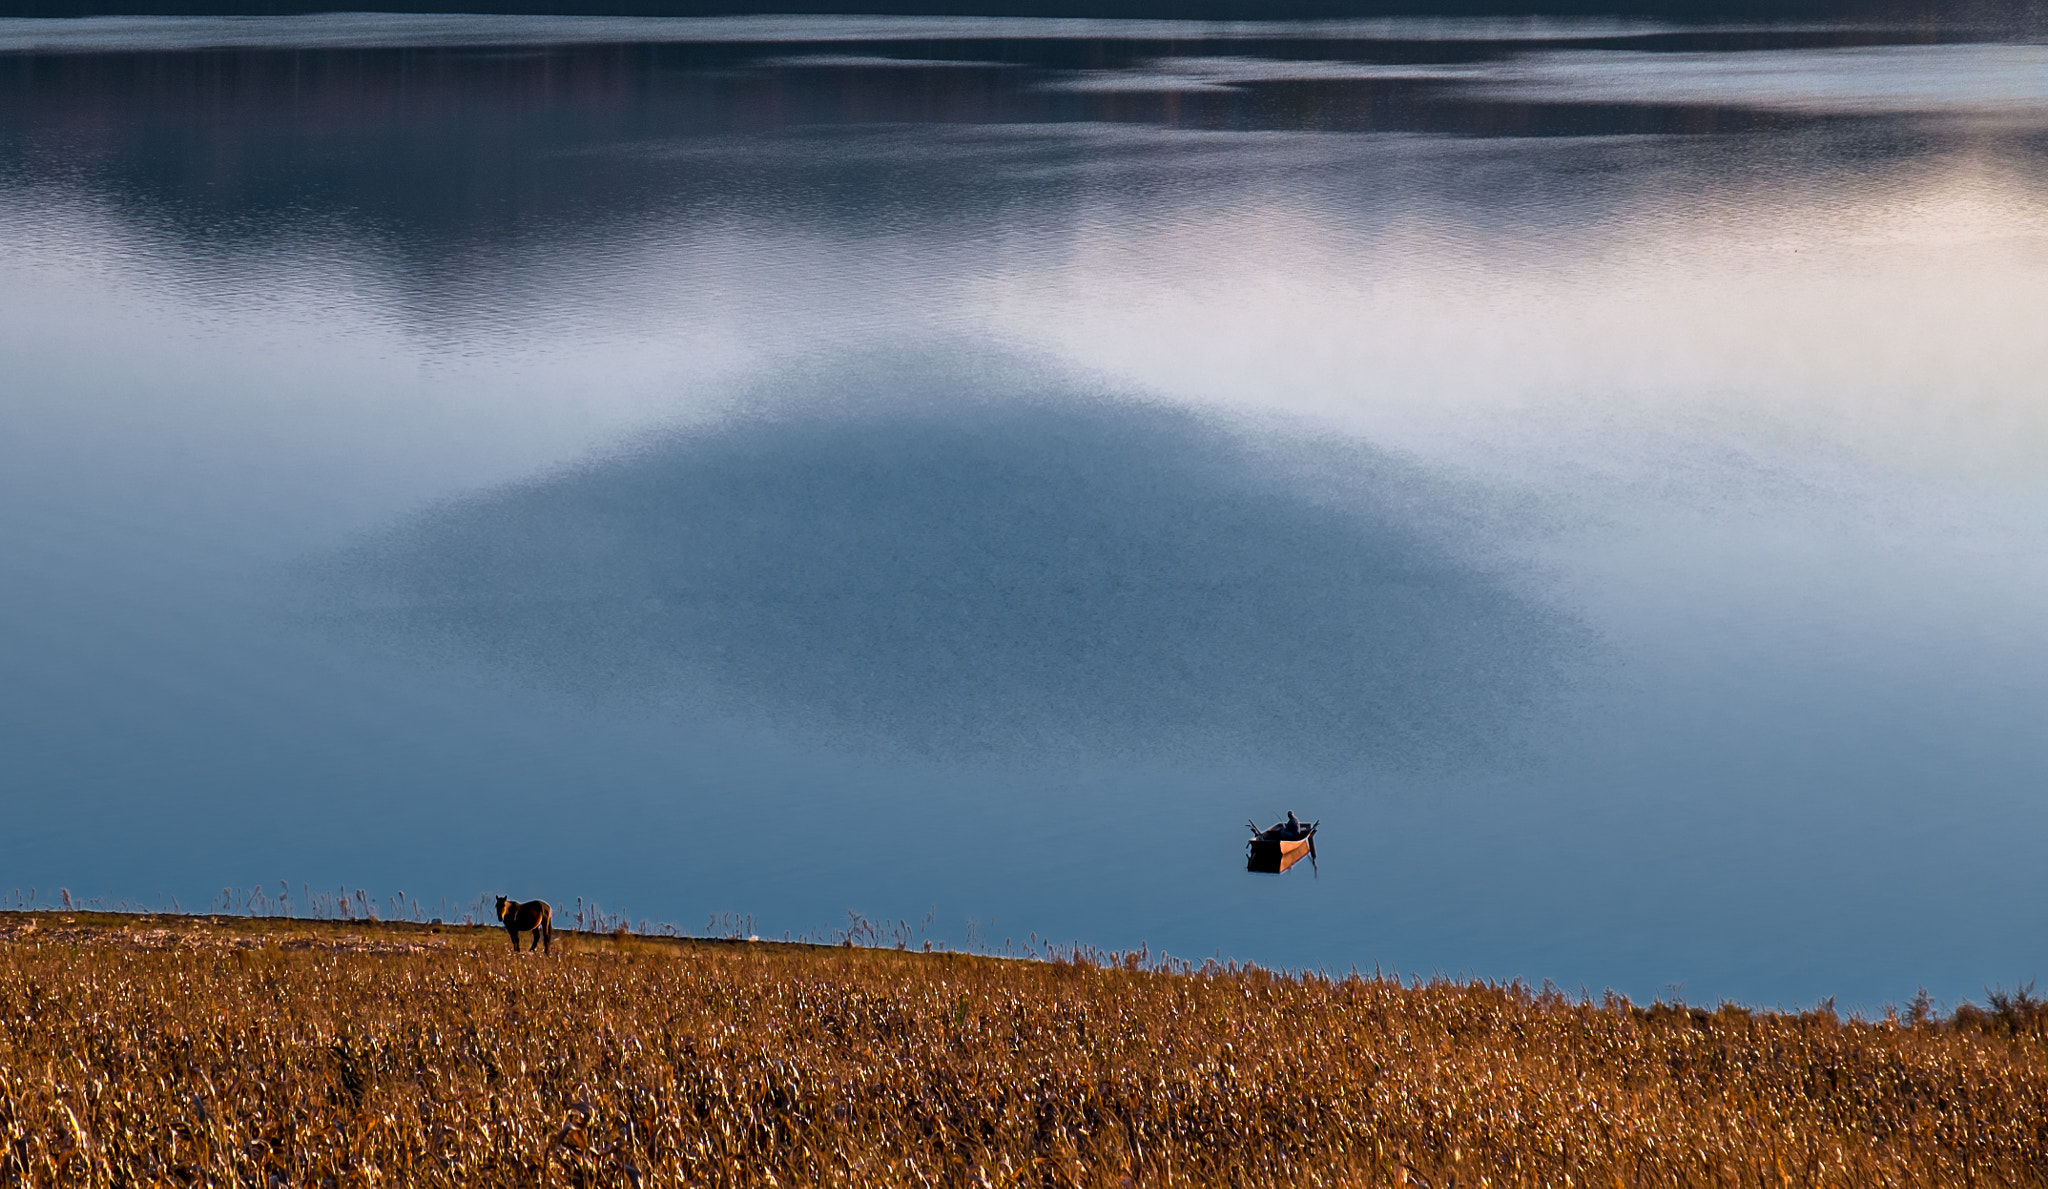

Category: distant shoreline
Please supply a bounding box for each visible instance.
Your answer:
[4,0,2026,28]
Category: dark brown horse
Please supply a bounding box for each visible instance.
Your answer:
[495,896,553,954]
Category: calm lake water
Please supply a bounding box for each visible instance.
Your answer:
[4,12,2047,1006]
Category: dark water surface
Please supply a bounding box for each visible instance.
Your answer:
[4,13,2048,1006]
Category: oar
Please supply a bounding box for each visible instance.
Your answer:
[1308,826,1318,877]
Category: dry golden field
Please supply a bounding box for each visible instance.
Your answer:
[4,911,2048,1188]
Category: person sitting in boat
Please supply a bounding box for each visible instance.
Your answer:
[1285,812,1303,838]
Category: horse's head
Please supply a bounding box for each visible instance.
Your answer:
[495,895,510,922]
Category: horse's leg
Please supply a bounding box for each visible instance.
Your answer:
[541,917,551,954]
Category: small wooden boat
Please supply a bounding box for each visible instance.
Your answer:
[1246,816,1318,874]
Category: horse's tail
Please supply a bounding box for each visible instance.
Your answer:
[540,903,554,950]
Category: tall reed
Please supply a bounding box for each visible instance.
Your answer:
[3,914,2046,1187]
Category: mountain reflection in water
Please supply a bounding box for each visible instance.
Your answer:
[311,358,1578,766]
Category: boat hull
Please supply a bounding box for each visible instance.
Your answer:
[1246,835,1312,874]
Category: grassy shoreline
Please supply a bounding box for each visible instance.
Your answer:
[5,910,2048,1187]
